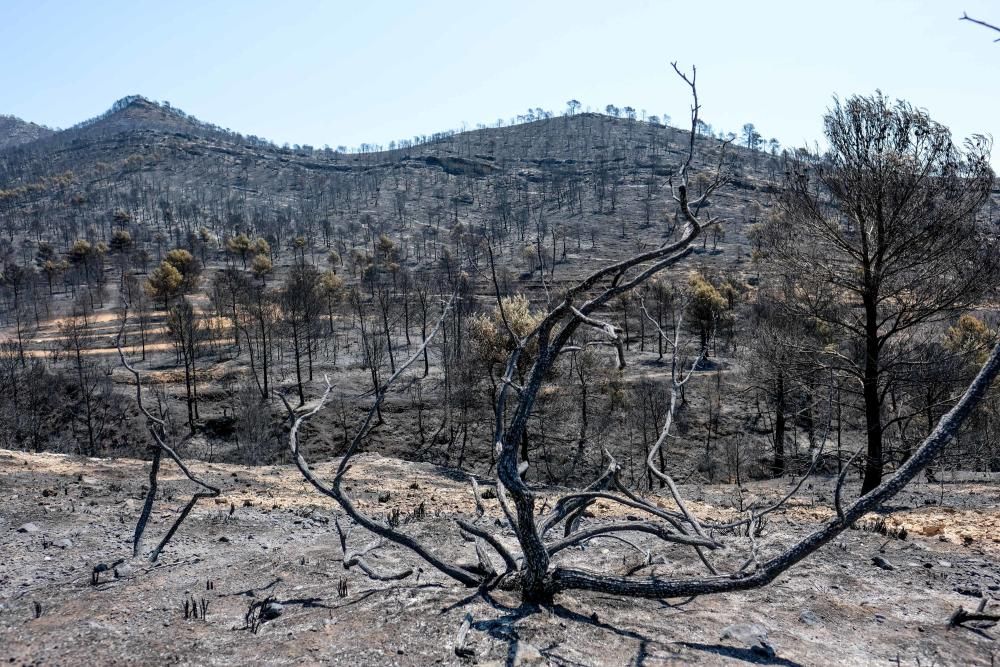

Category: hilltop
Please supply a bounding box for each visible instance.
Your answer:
[0,94,766,282]
[0,114,54,150]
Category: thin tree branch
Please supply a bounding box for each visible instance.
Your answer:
[961,12,1000,41]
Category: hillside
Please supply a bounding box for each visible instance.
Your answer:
[0,97,768,254]
[0,114,54,150]
[1,93,998,485]
[0,95,779,480]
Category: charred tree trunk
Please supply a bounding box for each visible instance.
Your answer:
[861,296,883,494]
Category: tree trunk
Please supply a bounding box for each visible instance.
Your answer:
[182,354,195,434]
[773,375,786,477]
[293,321,305,407]
[861,299,883,494]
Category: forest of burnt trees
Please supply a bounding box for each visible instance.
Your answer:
[4,5,1000,660]
[0,75,999,537]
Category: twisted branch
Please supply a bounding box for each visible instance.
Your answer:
[116,302,219,561]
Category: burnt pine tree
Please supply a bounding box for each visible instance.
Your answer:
[166,299,204,434]
[758,92,996,493]
[281,264,323,406]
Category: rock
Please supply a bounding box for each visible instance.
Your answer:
[17,522,41,534]
[720,623,776,659]
[261,602,284,620]
[799,609,821,626]
[53,538,72,549]
[114,564,133,579]
[872,556,895,571]
[513,642,545,665]
[954,585,982,598]
[938,560,952,568]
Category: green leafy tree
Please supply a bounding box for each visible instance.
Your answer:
[251,253,273,283]
[226,233,252,269]
[145,261,183,307]
[164,248,201,292]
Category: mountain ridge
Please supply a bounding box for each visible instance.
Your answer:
[0,114,56,150]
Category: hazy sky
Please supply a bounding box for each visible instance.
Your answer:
[1,1,997,156]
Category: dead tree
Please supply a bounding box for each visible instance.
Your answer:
[284,64,1000,604]
[638,288,707,491]
[758,92,995,494]
[116,304,220,561]
[280,294,479,586]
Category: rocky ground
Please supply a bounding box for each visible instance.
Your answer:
[1,448,998,666]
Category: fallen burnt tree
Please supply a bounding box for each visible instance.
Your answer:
[283,64,1000,604]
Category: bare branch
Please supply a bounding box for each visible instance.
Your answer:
[550,338,1000,598]
[547,522,717,557]
[285,297,483,588]
[670,61,699,172]
[835,444,866,521]
[335,519,414,581]
[539,453,620,536]
[961,12,1000,41]
[569,306,626,368]
[116,301,219,561]
[468,476,486,518]
[457,519,517,575]
[453,613,475,658]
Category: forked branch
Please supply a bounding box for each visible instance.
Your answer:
[549,340,1000,598]
[116,302,220,562]
[961,12,1000,41]
[283,295,486,588]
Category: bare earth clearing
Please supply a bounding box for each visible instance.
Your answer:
[1,449,998,666]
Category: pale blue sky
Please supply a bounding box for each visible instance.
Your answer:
[1,1,996,155]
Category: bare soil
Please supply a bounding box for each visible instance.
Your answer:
[1,448,998,666]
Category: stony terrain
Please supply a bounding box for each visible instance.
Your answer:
[1,448,998,666]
